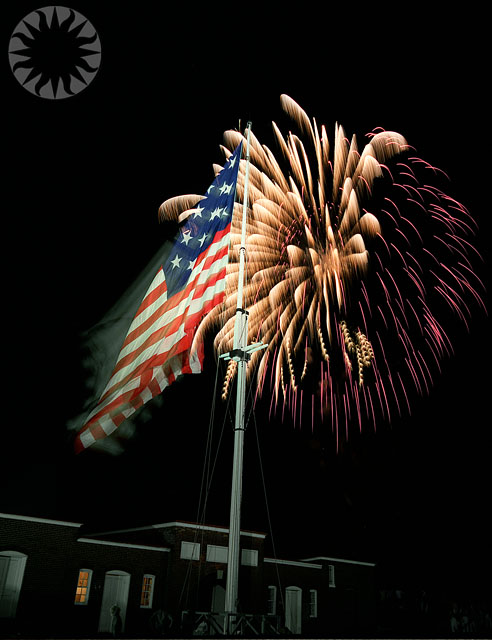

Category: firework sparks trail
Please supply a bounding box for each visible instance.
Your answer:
[159,95,485,446]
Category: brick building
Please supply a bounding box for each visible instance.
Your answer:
[1,512,377,636]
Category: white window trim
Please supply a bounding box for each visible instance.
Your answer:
[309,589,318,617]
[74,568,93,605]
[329,564,336,588]
[140,574,155,609]
[241,548,258,567]
[180,541,200,560]
[267,585,277,616]
[206,544,228,564]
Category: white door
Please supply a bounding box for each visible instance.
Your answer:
[0,552,27,619]
[285,586,302,634]
[98,570,131,633]
[211,584,225,612]
[211,584,226,632]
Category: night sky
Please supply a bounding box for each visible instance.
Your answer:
[4,2,490,608]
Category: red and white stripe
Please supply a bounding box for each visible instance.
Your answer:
[75,226,231,453]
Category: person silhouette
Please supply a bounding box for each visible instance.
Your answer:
[110,604,122,637]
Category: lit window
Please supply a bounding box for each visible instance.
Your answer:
[140,574,155,608]
[180,541,200,560]
[309,589,318,617]
[267,585,277,615]
[74,569,92,605]
[328,564,335,588]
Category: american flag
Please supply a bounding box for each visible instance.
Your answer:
[75,143,243,453]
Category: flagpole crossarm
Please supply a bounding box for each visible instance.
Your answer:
[219,341,268,363]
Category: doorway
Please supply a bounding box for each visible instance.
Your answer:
[285,586,302,634]
[211,584,226,613]
[0,552,27,619]
[98,570,131,633]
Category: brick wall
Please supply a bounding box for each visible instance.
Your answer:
[0,515,170,637]
[261,557,377,635]
[153,524,265,615]
[1,515,377,637]
[1,515,81,635]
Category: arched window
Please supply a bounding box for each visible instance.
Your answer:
[0,551,28,619]
[329,564,336,587]
[140,574,155,608]
[267,585,277,615]
[309,589,318,617]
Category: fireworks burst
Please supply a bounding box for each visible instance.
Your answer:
[159,95,485,445]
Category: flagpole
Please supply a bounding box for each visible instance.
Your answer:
[224,121,252,627]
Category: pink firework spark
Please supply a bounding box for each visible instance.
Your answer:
[158,95,485,446]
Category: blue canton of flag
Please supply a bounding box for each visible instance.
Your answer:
[165,145,241,296]
[75,142,243,453]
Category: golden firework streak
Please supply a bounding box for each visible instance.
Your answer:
[159,96,408,410]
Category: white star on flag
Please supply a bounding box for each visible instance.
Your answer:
[198,233,208,247]
[210,207,224,219]
[73,140,243,454]
[219,182,233,195]
[170,255,182,269]
[181,231,192,245]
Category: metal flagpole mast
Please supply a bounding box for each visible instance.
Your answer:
[220,122,267,632]
[224,121,252,621]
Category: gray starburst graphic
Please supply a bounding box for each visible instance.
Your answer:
[8,6,101,99]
